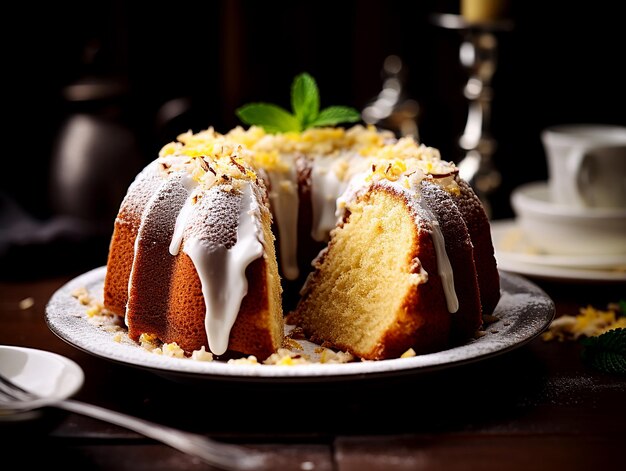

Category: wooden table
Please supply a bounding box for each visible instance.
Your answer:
[1,268,624,470]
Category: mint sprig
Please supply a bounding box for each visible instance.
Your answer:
[236,73,361,133]
[581,328,626,375]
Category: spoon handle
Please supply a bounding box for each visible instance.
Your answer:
[57,399,265,471]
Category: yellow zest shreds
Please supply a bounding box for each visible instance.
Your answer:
[225,125,267,149]
[263,348,311,365]
[542,303,626,342]
[139,332,158,344]
[250,150,290,172]
[158,130,258,189]
[226,124,392,158]
[85,302,104,318]
[362,151,459,196]
[367,159,406,182]
[363,137,440,162]
[260,348,353,365]
[139,333,160,351]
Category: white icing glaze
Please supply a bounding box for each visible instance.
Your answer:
[183,182,264,355]
[266,166,300,280]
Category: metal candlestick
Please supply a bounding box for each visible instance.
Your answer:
[431,13,513,217]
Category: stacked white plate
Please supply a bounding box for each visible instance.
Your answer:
[491,181,626,282]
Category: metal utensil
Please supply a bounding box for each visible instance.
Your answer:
[0,372,265,471]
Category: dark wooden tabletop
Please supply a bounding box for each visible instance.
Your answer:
[1,268,625,471]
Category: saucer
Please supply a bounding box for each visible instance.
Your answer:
[510,181,626,257]
[491,219,626,282]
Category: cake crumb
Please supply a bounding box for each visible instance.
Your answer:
[103,324,123,333]
[474,330,488,338]
[264,348,310,365]
[228,355,259,365]
[113,332,123,343]
[401,348,416,358]
[191,346,214,362]
[319,349,353,364]
[162,342,185,358]
[72,287,91,305]
[19,297,34,310]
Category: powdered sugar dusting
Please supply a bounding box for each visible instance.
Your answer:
[117,160,163,221]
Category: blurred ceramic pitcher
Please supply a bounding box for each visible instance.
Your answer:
[541,124,626,209]
[49,77,143,229]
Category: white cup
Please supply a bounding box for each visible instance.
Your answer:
[541,124,626,209]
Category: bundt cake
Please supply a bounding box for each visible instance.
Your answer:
[103,133,283,359]
[103,125,500,360]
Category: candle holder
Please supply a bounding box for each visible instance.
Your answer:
[430,13,513,218]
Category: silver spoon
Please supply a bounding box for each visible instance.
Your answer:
[0,346,265,471]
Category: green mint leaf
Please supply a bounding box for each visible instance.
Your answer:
[618,300,626,317]
[581,328,626,375]
[291,73,320,127]
[308,106,361,128]
[236,73,361,132]
[235,103,300,133]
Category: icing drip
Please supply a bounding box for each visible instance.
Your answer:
[174,182,264,355]
[310,154,360,242]
[310,156,346,242]
[416,195,459,314]
[266,167,300,280]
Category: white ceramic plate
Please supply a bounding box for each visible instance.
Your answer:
[45,266,554,383]
[0,345,84,421]
[491,219,626,282]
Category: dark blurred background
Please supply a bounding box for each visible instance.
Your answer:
[2,0,625,279]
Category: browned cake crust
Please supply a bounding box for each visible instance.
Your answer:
[420,181,482,342]
[103,217,138,317]
[453,179,501,315]
[104,163,161,316]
